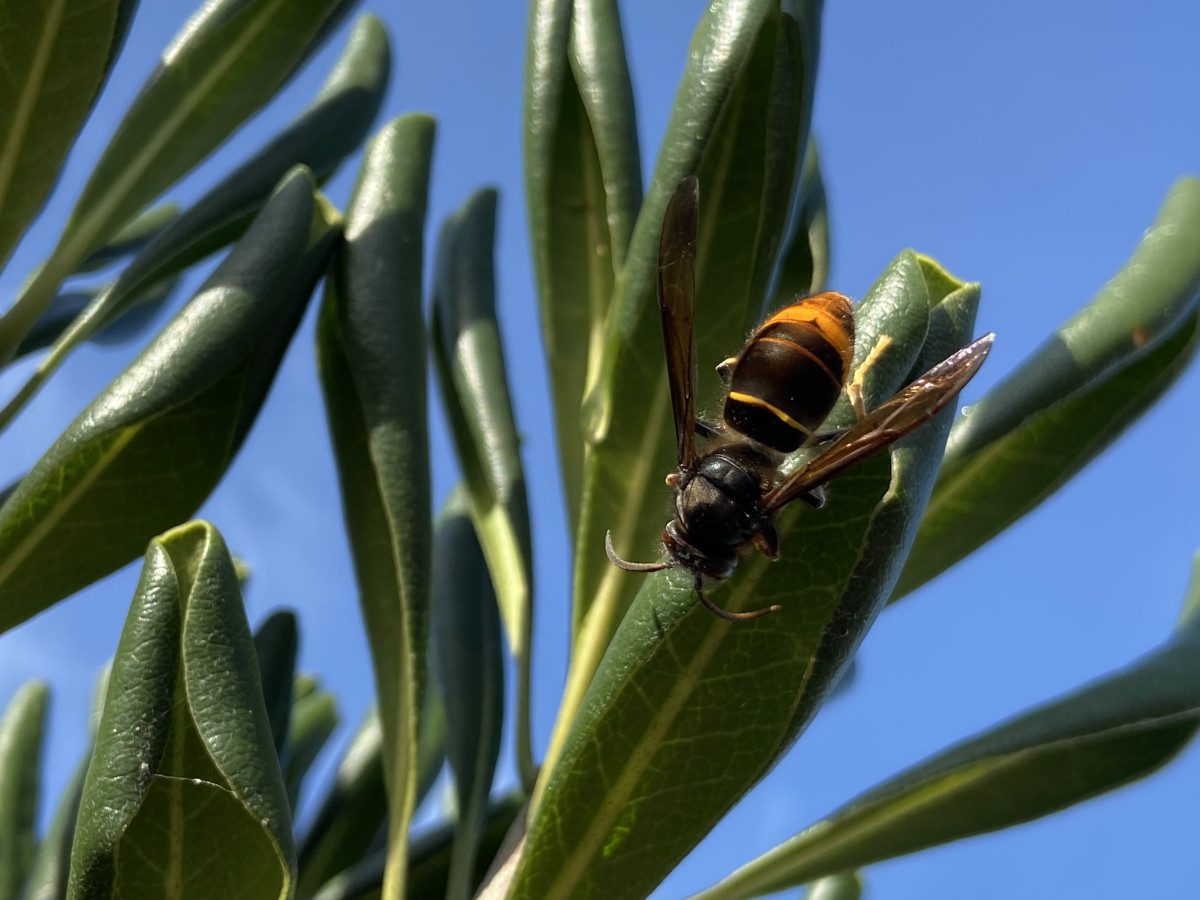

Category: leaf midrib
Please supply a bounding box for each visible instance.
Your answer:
[0,0,68,222]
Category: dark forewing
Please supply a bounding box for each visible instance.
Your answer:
[764,333,995,511]
[658,175,701,469]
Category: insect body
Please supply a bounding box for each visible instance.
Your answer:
[605,175,994,621]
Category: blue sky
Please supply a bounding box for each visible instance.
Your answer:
[1,2,1198,898]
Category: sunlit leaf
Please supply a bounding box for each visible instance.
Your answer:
[515,254,983,900]
[67,521,293,899]
[0,168,336,631]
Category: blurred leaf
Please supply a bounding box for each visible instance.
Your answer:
[73,203,180,275]
[896,176,1200,598]
[400,793,525,900]
[0,0,355,361]
[0,0,133,272]
[67,521,293,899]
[0,14,388,424]
[525,0,642,539]
[689,553,1200,900]
[431,188,535,790]
[0,168,336,633]
[254,609,300,758]
[297,710,388,899]
[430,490,505,900]
[23,665,107,900]
[515,253,982,900]
[12,275,179,362]
[415,664,447,809]
[317,113,435,900]
[23,749,86,900]
[771,139,830,303]
[286,686,339,812]
[0,681,48,899]
[564,0,825,745]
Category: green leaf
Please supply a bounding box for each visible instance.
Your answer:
[23,750,87,900]
[525,0,642,540]
[404,792,525,900]
[23,664,108,900]
[895,176,1200,599]
[688,553,1200,900]
[73,203,181,275]
[285,684,339,812]
[0,680,48,899]
[297,710,388,900]
[430,489,506,900]
[0,168,336,633]
[0,0,132,272]
[803,873,863,900]
[514,253,981,900]
[564,0,824,741]
[0,14,388,426]
[254,609,300,759]
[415,664,447,808]
[13,276,179,362]
[316,112,435,900]
[771,139,830,304]
[431,188,535,790]
[67,521,293,900]
[0,0,355,361]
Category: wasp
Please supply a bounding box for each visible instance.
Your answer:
[605,175,994,620]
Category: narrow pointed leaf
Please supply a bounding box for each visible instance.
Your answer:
[516,253,982,900]
[404,793,525,900]
[24,664,107,900]
[297,710,388,899]
[13,275,179,362]
[691,553,1200,900]
[0,0,355,361]
[0,681,48,899]
[525,0,642,539]
[566,0,824,730]
[0,0,135,271]
[285,686,339,811]
[0,168,336,632]
[317,113,435,900]
[254,610,300,758]
[23,749,87,900]
[430,490,505,900]
[0,14,388,425]
[74,203,180,275]
[67,521,294,899]
[896,177,1200,598]
[431,188,535,789]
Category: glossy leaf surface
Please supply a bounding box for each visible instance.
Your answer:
[0,14,388,427]
[525,0,642,539]
[565,0,824,734]
[515,253,982,900]
[0,0,354,360]
[67,521,293,900]
[896,177,1200,598]
[0,0,133,271]
[692,552,1200,900]
[317,113,435,900]
[0,169,335,631]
